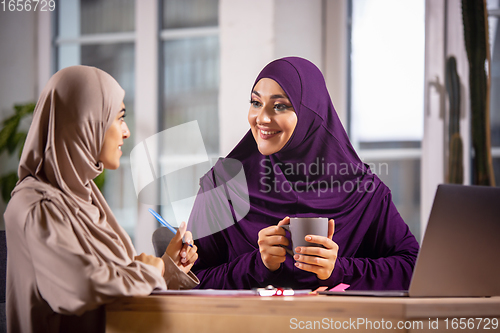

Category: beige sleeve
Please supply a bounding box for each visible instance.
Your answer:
[24,200,167,316]
[161,254,200,290]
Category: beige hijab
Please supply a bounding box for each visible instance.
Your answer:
[7,66,166,323]
[15,65,136,262]
[6,66,199,332]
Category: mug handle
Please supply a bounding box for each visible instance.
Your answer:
[279,225,294,256]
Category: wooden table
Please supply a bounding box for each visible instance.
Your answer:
[106,294,500,332]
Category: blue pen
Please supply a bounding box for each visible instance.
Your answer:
[148,208,193,247]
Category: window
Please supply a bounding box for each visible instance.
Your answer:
[349,0,425,241]
[159,0,220,227]
[55,0,220,246]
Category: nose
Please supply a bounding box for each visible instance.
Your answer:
[122,122,131,139]
[256,107,271,125]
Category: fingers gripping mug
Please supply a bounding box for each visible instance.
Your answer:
[280,217,328,256]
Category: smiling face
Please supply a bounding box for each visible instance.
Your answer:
[248,78,298,155]
[99,102,130,170]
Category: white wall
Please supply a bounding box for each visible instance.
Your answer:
[218,0,276,156]
[134,0,160,255]
[0,10,38,228]
[324,0,349,127]
[274,0,324,66]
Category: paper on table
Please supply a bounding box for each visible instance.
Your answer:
[151,288,313,296]
[151,289,257,296]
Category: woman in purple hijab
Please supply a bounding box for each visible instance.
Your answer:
[188,57,419,290]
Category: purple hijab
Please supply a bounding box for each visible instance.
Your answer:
[188,57,419,290]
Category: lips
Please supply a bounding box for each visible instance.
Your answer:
[259,128,281,139]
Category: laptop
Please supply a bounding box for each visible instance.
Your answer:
[320,184,500,297]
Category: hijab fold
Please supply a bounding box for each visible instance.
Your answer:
[14,65,136,260]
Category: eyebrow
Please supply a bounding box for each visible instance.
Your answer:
[252,90,289,100]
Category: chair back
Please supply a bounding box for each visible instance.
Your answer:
[151,227,176,257]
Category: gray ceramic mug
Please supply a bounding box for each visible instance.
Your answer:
[281,217,328,256]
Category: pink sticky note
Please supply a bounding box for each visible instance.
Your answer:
[329,283,350,292]
[310,286,329,295]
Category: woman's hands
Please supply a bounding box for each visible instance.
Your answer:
[293,219,338,280]
[166,221,198,274]
[135,222,198,277]
[258,217,338,280]
[258,217,290,271]
[134,253,165,276]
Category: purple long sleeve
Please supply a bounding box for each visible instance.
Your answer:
[191,188,418,290]
[328,193,418,290]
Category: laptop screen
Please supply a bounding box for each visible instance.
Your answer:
[408,184,500,297]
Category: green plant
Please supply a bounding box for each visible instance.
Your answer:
[0,103,35,202]
[0,103,107,203]
[462,0,496,186]
[95,170,106,190]
[445,56,463,184]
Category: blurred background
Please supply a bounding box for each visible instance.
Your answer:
[1,0,499,254]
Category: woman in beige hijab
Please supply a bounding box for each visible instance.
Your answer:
[4,66,199,333]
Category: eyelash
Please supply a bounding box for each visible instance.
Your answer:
[249,100,292,112]
[274,103,291,112]
[250,100,261,108]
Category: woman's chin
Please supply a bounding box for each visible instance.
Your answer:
[257,146,278,156]
[257,146,270,156]
[102,161,120,170]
